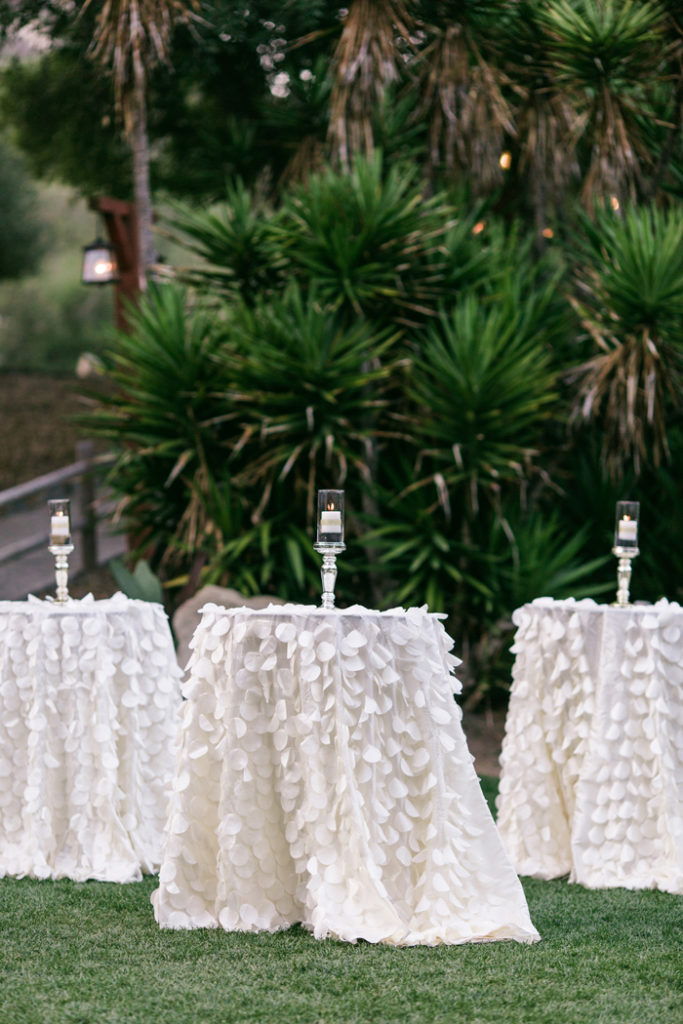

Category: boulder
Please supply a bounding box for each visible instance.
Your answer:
[172,585,286,671]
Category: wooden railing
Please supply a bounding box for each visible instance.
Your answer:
[0,441,117,573]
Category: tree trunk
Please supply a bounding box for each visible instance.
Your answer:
[130,59,155,290]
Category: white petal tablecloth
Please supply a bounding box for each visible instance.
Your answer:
[0,593,183,882]
[152,603,539,946]
[496,597,683,893]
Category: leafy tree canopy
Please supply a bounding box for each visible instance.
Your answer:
[0,137,44,278]
[1,2,681,225]
[0,0,345,201]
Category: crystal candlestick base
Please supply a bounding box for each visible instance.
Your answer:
[49,543,74,603]
[612,546,638,607]
[314,542,345,609]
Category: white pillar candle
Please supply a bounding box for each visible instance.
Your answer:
[320,510,342,532]
[316,489,345,544]
[50,514,70,545]
[617,517,637,543]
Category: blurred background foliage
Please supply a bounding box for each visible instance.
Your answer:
[1,0,683,702]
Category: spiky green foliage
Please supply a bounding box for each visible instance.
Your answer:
[164,181,285,302]
[537,0,670,203]
[80,153,683,699]
[276,153,455,326]
[80,283,231,573]
[570,202,683,475]
[214,283,400,516]
[405,291,560,513]
[81,160,609,697]
[363,452,497,609]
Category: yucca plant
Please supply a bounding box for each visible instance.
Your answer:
[163,181,286,302]
[363,454,499,615]
[403,288,562,518]
[409,0,515,191]
[80,283,235,579]
[213,281,402,528]
[326,0,414,168]
[569,202,683,476]
[363,457,611,701]
[276,152,456,327]
[170,471,323,602]
[496,0,579,237]
[537,0,670,206]
[462,505,612,702]
[544,432,681,606]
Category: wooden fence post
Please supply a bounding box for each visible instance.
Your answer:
[76,440,97,572]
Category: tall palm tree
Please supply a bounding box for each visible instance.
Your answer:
[82,0,198,288]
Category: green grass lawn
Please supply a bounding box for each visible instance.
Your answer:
[0,778,680,1024]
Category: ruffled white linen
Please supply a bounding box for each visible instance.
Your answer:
[0,593,183,882]
[152,603,539,946]
[497,597,683,894]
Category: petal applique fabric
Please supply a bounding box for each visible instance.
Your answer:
[0,594,183,882]
[152,604,539,945]
[497,598,683,894]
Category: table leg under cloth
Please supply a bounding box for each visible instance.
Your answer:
[152,604,539,946]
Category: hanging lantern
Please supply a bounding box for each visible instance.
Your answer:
[81,237,119,285]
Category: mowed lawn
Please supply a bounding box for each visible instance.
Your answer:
[0,778,680,1024]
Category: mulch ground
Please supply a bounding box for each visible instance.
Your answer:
[0,372,97,490]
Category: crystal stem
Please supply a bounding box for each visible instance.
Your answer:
[49,545,74,603]
[320,550,338,609]
[615,556,632,607]
[612,547,637,608]
[314,542,345,609]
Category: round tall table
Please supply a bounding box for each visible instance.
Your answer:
[496,597,683,893]
[152,603,539,946]
[0,593,183,882]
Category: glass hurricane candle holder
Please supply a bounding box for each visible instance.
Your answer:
[612,500,640,607]
[314,490,345,608]
[316,489,344,545]
[47,498,74,603]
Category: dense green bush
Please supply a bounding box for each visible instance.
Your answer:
[0,138,44,280]
[84,155,675,701]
